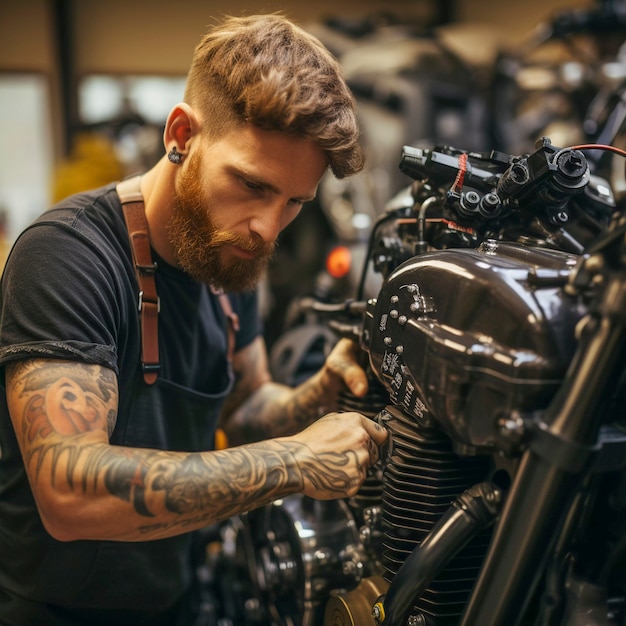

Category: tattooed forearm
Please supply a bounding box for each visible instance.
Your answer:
[136,441,358,535]
[21,426,357,537]
[7,359,368,541]
[225,375,329,445]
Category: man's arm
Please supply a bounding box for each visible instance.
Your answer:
[220,336,369,446]
[6,357,385,543]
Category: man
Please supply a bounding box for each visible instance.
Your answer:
[0,13,387,626]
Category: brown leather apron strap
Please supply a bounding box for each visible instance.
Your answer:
[116,176,240,386]
[210,286,240,363]
[210,287,240,452]
[116,176,160,385]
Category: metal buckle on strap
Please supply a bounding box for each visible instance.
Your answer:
[138,291,161,313]
[137,261,158,275]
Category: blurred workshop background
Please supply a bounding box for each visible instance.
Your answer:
[1,0,624,346]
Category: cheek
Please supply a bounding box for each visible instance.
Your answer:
[281,205,303,230]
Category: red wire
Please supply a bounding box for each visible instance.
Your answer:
[451,152,468,194]
[568,143,626,158]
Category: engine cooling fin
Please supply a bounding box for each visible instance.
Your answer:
[382,406,492,624]
[340,375,390,512]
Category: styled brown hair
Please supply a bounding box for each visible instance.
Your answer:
[184,14,364,178]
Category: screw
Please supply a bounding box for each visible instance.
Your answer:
[557,150,586,178]
[372,603,384,622]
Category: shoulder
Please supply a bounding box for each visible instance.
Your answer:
[7,183,130,276]
[36,183,125,242]
[0,184,137,375]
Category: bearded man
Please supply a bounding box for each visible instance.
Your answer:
[0,14,387,626]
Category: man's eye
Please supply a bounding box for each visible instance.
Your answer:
[245,180,262,191]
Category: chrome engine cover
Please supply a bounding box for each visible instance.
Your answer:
[230,495,376,625]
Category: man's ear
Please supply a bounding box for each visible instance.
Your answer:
[163,103,200,155]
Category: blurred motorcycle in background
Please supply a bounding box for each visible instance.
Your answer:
[489,0,626,194]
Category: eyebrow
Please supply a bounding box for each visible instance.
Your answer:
[236,166,317,203]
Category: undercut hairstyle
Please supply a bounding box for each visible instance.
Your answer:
[184,13,365,178]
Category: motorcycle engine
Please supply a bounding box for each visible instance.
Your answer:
[212,239,589,626]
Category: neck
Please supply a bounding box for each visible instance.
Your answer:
[139,157,180,267]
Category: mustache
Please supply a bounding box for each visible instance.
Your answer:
[209,230,276,258]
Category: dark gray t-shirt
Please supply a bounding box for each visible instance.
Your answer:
[0,182,260,623]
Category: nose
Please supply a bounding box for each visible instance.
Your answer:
[248,201,287,244]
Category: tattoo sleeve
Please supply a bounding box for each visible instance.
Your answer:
[222,376,329,446]
[6,359,352,541]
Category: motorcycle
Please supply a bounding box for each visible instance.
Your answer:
[203,137,626,626]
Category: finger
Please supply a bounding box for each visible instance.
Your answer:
[368,436,380,465]
[329,340,369,397]
[361,415,388,446]
[344,366,368,397]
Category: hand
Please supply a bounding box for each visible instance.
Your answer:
[319,338,369,399]
[283,411,388,499]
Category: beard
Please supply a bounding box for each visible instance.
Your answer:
[168,150,275,292]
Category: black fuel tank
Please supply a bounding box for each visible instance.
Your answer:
[362,242,587,451]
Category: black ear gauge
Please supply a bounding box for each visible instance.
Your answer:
[167,146,184,164]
